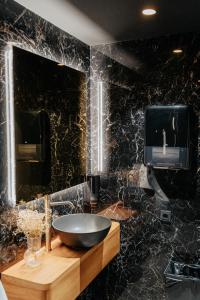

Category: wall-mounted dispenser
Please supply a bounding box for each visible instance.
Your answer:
[144,105,191,170]
[144,105,192,223]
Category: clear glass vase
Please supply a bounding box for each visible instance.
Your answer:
[24,234,42,268]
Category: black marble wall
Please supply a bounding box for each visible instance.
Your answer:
[1,1,200,299]
[86,32,200,300]
[0,0,89,267]
[0,0,90,206]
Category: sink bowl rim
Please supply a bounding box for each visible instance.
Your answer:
[52,213,111,235]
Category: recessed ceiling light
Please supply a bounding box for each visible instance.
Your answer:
[142,8,157,16]
[57,63,65,66]
[173,49,183,54]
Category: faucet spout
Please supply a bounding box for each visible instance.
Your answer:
[50,201,75,209]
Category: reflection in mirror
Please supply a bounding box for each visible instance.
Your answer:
[12,46,87,204]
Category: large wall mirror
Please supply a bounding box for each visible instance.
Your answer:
[8,46,87,204]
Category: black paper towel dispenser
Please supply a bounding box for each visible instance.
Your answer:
[144,105,191,170]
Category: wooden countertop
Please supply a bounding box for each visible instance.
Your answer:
[2,221,120,300]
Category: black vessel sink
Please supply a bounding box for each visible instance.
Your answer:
[52,213,111,248]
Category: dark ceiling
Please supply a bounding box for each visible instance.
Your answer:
[67,0,200,43]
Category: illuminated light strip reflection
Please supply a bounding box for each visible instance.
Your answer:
[5,45,16,206]
[97,81,103,173]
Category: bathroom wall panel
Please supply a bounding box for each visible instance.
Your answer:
[0,0,89,269]
[86,32,200,300]
[1,1,200,299]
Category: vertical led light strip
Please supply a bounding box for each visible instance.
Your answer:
[97,81,103,173]
[5,45,16,206]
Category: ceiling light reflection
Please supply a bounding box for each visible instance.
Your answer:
[173,49,183,54]
[142,9,157,16]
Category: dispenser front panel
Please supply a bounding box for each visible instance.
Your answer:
[144,105,190,169]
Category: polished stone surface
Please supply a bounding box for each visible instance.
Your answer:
[0,0,89,267]
[82,32,200,299]
[1,1,200,299]
[0,0,90,206]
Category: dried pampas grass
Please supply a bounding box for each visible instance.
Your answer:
[17,209,45,238]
